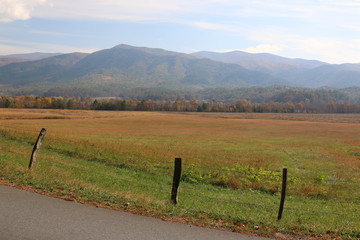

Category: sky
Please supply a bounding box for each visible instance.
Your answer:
[1,0,360,64]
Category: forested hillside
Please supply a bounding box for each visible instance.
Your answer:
[192,51,360,88]
[0,44,286,92]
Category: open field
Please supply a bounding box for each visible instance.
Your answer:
[0,109,359,239]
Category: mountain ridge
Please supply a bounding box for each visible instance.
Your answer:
[191,50,327,72]
[0,45,288,92]
[191,50,359,87]
[0,44,359,97]
[0,52,63,67]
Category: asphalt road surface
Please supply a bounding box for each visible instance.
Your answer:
[0,185,272,240]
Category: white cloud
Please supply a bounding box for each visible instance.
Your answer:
[0,0,47,22]
[241,44,288,54]
[322,0,360,7]
[13,0,317,22]
[296,38,360,63]
[0,0,359,25]
[2,1,360,27]
[193,21,236,32]
[32,0,208,21]
[337,23,360,31]
[0,43,36,55]
[245,28,360,63]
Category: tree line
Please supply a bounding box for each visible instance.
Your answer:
[7,86,360,104]
[1,95,360,113]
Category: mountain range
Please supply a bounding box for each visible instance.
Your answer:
[0,44,359,97]
[191,51,360,88]
[0,52,62,67]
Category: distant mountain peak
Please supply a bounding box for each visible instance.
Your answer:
[112,44,194,58]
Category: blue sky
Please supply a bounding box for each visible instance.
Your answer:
[1,0,360,63]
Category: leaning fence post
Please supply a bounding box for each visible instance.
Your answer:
[277,168,288,220]
[28,128,47,169]
[171,158,182,204]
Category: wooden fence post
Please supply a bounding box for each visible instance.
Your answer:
[28,128,47,169]
[277,168,288,220]
[171,158,182,204]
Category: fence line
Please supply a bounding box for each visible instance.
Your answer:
[18,131,360,224]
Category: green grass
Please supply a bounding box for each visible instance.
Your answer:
[0,128,359,239]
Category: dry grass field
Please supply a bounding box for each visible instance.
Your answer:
[1,109,359,239]
[1,109,359,180]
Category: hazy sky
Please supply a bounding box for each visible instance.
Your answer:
[1,0,360,63]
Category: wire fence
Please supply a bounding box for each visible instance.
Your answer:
[169,166,358,222]
[176,177,359,218]
[180,162,360,202]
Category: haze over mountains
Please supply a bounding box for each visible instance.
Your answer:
[191,51,326,74]
[191,51,360,88]
[0,53,62,67]
[0,44,359,98]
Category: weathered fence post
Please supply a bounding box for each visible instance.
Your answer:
[171,158,182,204]
[277,168,288,220]
[28,128,47,169]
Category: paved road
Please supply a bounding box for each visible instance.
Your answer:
[0,185,272,240]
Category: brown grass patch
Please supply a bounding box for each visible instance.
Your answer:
[1,109,359,184]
